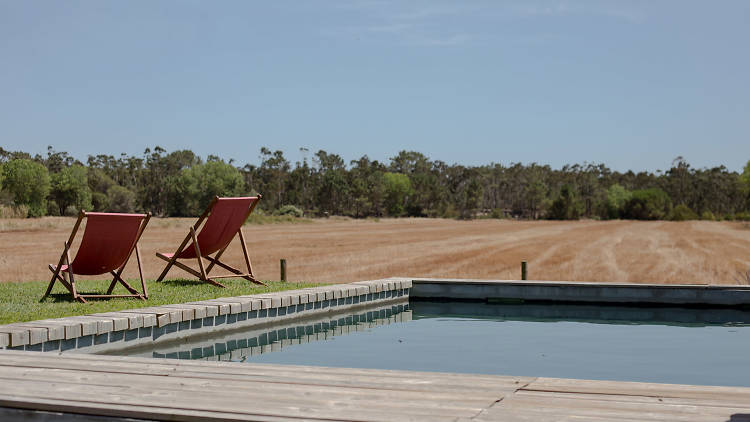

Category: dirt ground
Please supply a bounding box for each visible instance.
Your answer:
[1,217,749,285]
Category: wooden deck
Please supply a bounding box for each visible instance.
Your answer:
[0,350,749,421]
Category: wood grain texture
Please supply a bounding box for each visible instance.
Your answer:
[1,350,748,421]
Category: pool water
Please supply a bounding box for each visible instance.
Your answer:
[135,301,750,387]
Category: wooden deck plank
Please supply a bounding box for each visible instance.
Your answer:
[0,376,466,422]
[0,352,526,393]
[524,377,750,402]
[480,390,750,421]
[0,366,498,415]
[1,350,748,421]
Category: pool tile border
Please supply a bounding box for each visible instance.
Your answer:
[0,278,412,351]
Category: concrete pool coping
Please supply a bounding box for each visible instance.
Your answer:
[0,278,412,350]
[411,278,750,306]
[4,277,750,349]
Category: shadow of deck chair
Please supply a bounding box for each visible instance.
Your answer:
[42,211,151,303]
[155,195,265,287]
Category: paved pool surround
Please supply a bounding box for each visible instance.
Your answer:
[412,278,750,306]
[0,278,411,351]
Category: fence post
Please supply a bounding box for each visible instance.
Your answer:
[521,261,527,280]
[280,259,287,282]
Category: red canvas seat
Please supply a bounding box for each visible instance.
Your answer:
[42,211,151,303]
[155,196,264,287]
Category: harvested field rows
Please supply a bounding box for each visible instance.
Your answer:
[1,218,749,285]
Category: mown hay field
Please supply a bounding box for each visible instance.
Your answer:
[1,217,749,285]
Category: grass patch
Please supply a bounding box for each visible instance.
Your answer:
[0,278,326,324]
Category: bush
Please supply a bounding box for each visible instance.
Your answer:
[489,208,506,219]
[275,205,303,218]
[63,205,79,216]
[670,204,698,221]
[623,188,672,220]
[0,204,28,218]
[547,185,583,220]
[383,172,413,217]
[735,212,750,222]
[91,192,109,212]
[46,201,60,216]
[0,159,50,217]
[700,211,716,221]
[603,184,632,219]
[107,185,137,213]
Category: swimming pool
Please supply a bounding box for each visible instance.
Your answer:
[115,300,750,387]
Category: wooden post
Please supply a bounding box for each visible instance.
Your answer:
[521,261,527,280]
[280,259,287,282]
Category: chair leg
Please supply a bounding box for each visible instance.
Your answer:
[136,245,148,299]
[63,244,85,303]
[190,227,209,281]
[156,257,176,282]
[42,268,60,300]
[105,276,118,295]
[156,232,193,282]
[238,228,256,279]
[108,271,140,295]
[42,243,71,300]
[204,245,229,275]
[42,242,85,303]
[204,256,266,286]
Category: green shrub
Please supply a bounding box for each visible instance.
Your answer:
[106,185,137,213]
[276,204,303,218]
[0,159,50,217]
[670,204,698,221]
[547,185,583,220]
[490,208,506,219]
[91,192,109,212]
[623,188,672,220]
[735,212,750,221]
[700,210,716,221]
[603,184,632,219]
[46,200,60,216]
[383,172,413,217]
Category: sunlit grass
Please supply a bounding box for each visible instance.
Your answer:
[0,278,326,324]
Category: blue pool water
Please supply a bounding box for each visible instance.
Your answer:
[136,301,750,387]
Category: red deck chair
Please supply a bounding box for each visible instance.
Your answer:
[42,211,151,303]
[155,196,265,287]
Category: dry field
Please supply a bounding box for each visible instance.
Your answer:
[1,217,749,285]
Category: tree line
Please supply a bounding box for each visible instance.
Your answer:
[1,146,749,221]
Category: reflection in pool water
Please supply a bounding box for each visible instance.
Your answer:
[118,300,750,387]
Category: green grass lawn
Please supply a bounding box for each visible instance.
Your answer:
[0,278,325,325]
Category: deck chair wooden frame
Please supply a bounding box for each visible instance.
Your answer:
[155,195,265,288]
[42,211,151,303]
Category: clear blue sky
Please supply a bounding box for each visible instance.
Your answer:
[1,1,748,172]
